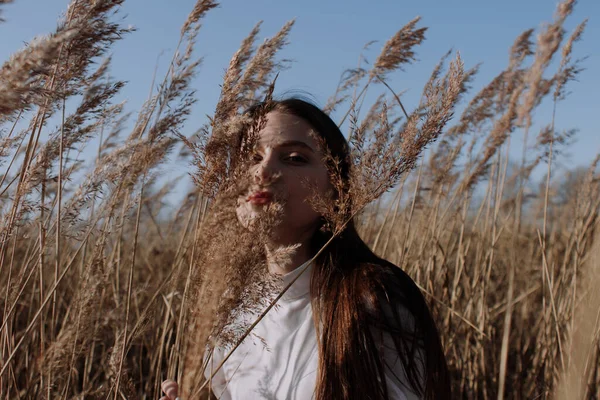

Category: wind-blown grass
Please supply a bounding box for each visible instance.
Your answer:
[0,0,597,398]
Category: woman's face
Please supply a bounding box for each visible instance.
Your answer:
[236,111,331,245]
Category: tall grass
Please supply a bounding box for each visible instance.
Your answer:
[1,0,598,398]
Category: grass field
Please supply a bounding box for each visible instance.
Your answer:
[0,0,598,398]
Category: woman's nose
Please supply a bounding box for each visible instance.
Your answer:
[253,155,278,185]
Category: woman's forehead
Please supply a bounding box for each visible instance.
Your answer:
[256,111,317,146]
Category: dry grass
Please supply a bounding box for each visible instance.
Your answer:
[0,0,598,398]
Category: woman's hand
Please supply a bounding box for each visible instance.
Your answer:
[160,379,179,400]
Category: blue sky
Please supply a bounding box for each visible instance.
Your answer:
[1,0,598,188]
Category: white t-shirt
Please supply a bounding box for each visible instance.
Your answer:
[204,260,422,400]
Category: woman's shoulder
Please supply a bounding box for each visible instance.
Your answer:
[355,259,421,300]
[355,259,426,333]
[354,259,451,398]
[355,260,428,397]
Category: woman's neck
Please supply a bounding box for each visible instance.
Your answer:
[265,241,312,275]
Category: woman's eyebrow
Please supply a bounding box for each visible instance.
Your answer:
[275,140,315,153]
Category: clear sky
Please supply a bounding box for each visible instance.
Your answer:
[1,0,598,185]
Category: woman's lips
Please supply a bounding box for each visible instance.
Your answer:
[247,191,273,205]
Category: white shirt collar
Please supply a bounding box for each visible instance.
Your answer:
[280,259,313,301]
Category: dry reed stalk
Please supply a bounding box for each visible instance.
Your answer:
[336,17,427,128]
[0,0,597,397]
[175,22,296,397]
[548,220,600,400]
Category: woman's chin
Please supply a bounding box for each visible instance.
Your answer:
[236,204,269,231]
[236,199,287,233]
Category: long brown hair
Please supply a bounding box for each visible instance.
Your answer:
[245,97,450,400]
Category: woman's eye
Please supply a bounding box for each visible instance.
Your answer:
[251,153,263,163]
[285,154,308,164]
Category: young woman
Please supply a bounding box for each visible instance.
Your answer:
[161,98,450,400]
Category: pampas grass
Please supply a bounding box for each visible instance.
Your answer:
[0,0,597,398]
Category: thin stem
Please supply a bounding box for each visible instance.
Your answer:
[113,179,146,398]
[374,73,410,120]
